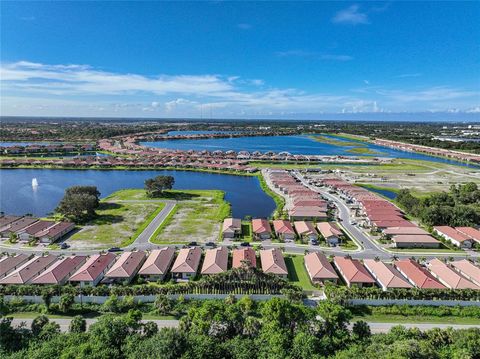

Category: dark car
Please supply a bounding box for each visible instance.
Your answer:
[188,241,198,246]
[310,239,319,246]
[205,242,216,247]
[240,242,250,247]
[60,243,69,249]
[108,247,123,252]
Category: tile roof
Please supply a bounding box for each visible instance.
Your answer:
[31,256,87,284]
[0,255,58,284]
[105,251,146,278]
[201,247,229,274]
[427,258,479,290]
[304,252,338,281]
[232,248,257,268]
[333,257,375,284]
[70,253,116,282]
[393,259,445,289]
[434,226,472,243]
[260,248,288,275]
[138,247,175,276]
[363,259,412,289]
[252,219,271,234]
[171,247,202,274]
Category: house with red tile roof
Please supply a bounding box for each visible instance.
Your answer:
[333,257,375,288]
[289,207,328,221]
[391,235,440,248]
[393,259,445,289]
[31,256,87,285]
[35,221,75,243]
[105,251,147,283]
[449,260,480,287]
[201,247,229,275]
[433,226,474,248]
[317,222,343,246]
[427,259,479,289]
[252,219,272,240]
[304,252,338,284]
[260,248,288,278]
[0,255,58,285]
[170,247,202,280]
[272,220,296,241]
[455,227,480,245]
[382,227,429,236]
[222,218,242,239]
[294,221,318,242]
[69,253,116,287]
[0,254,32,278]
[0,217,38,237]
[363,259,412,291]
[138,247,175,281]
[232,248,257,269]
[17,221,55,242]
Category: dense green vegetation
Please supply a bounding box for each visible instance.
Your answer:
[144,175,175,197]
[2,297,480,358]
[395,182,480,227]
[257,173,286,219]
[56,186,101,223]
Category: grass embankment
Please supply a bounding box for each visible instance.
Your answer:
[69,190,166,249]
[151,190,230,244]
[257,173,285,218]
[309,135,367,147]
[284,255,318,291]
[345,147,384,155]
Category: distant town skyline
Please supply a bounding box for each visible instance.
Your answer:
[1,1,479,118]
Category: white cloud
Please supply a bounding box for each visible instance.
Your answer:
[332,5,369,25]
[1,61,478,117]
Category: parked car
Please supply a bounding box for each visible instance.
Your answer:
[108,247,123,252]
[240,242,250,247]
[310,239,319,246]
[60,243,69,249]
[188,241,198,246]
[205,242,216,247]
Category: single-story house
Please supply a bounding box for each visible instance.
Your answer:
[170,247,202,280]
[201,247,229,275]
[382,226,429,236]
[232,248,257,268]
[391,235,440,248]
[0,217,38,238]
[35,221,75,243]
[363,259,412,291]
[222,218,242,239]
[137,247,176,281]
[0,255,58,285]
[17,220,55,242]
[393,259,445,289]
[449,259,480,287]
[294,221,318,242]
[0,254,32,278]
[104,251,147,283]
[316,222,343,246]
[272,220,296,241]
[31,256,87,285]
[455,227,480,245]
[427,258,479,289]
[304,252,338,284]
[252,219,272,240]
[260,248,288,278]
[333,257,375,288]
[289,207,328,221]
[433,226,474,248]
[69,253,116,287]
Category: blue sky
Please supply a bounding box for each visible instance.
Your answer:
[1,1,479,118]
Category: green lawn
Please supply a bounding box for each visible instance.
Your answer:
[69,190,166,249]
[352,314,480,325]
[285,255,317,291]
[151,190,230,244]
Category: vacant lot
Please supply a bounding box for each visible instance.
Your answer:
[68,190,165,250]
[151,190,230,244]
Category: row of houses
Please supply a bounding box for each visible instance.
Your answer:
[0,215,75,244]
[319,178,442,249]
[2,143,95,155]
[267,170,331,221]
[0,247,287,286]
[434,226,480,248]
[223,217,344,245]
[304,252,480,291]
[373,139,480,164]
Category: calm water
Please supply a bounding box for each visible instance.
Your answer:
[0,169,275,219]
[142,134,479,168]
[362,186,398,200]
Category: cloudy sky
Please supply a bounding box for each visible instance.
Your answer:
[1,1,479,118]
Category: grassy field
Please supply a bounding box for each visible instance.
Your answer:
[285,255,317,291]
[346,147,384,155]
[68,190,165,249]
[151,190,230,244]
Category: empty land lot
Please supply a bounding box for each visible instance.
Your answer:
[151,189,230,244]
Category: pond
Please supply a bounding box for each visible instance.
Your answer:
[0,169,276,219]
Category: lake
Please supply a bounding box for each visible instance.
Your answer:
[142,134,478,168]
[0,169,275,219]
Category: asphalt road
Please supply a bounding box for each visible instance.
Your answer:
[10,317,479,334]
